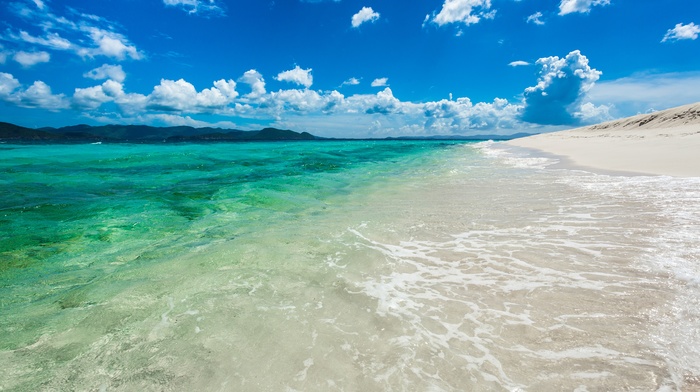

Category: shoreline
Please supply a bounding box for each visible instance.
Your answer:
[505,102,700,177]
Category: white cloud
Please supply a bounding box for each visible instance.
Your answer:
[213,79,238,100]
[351,7,380,28]
[275,66,313,88]
[147,78,238,112]
[14,81,69,111]
[509,61,530,67]
[4,2,144,62]
[371,78,389,87]
[86,28,142,60]
[662,22,700,42]
[526,12,545,25]
[238,70,267,99]
[346,87,405,114]
[73,84,113,110]
[341,77,361,87]
[17,31,72,50]
[588,71,700,114]
[15,64,684,138]
[521,50,602,125]
[84,64,126,83]
[574,101,612,123]
[13,51,50,67]
[0,73,21,97]
[558,0,610,15]
[430,0,494,27]
[268,89,329,115]
[163,0,225,16]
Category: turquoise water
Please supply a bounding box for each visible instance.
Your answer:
[2,141,700,390]
[1,140,456,312]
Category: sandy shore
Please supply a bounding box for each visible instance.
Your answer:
[506,102,700,177]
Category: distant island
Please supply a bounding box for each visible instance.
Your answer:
[0,121,532,142]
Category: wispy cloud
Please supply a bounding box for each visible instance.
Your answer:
[162,0,226,17]
[341,77,361,87]
[508,60,530,67]
[588,71,700,113]
[662,22,700,42]
[526,12,545,25]
[1,0,144,61]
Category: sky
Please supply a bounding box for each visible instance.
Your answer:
[1,0,699,138]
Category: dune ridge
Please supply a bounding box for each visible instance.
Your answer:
[506,102,700,177]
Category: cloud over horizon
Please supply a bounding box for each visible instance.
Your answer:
[521,50,603,125]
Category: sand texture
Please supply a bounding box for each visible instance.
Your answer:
[507,102,700,177]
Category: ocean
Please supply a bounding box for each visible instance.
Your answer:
[1,140,699,391]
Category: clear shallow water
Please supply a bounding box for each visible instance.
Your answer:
[1,141,699,391]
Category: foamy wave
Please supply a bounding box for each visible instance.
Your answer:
[472,141,558,170]
[558,173,700,381]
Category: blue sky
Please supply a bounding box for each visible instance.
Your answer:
[1,0,699,137]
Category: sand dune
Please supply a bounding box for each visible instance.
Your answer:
[507,102,700,177]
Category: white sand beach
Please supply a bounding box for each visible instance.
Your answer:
[507,102,700,177]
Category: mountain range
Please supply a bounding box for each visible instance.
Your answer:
[0,122,531,142]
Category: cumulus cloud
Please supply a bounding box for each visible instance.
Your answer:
[147,78,238,112]
[371,78,389,87]
[162,0,226,17]
[420,97,523,133]
[0,73,21,97]
[351,7,380,28]
[429,0,494,27]
[73,84,113,110]
[521,50,602,125]
[275,66,313,88]
[238,70,267,99]
[13,51,50,67]
[13,81,69,111]
[509,61,530,67]
[558,0,610,15]
[351,87,404,114]
[0,63,623,138]
[526,12,545,25]
[662,22,700,42]
[84,64,126,83]
[267,89,342,116]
